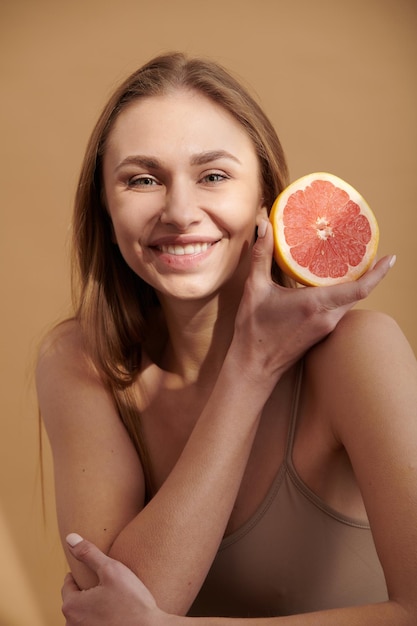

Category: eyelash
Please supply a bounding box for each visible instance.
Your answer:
[201,172,228,184]
[126,171,229,189]
[127,175,159,188]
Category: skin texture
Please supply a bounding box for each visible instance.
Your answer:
[37,89,417,625]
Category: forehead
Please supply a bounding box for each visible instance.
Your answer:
[104,89,258,162]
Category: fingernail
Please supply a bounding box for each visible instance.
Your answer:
[66,533,84,547]
[257,219,268,238]
[389,254,397,269]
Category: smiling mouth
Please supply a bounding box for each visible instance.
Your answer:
[157,242,214,256]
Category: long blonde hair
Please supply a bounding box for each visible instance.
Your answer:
[71,52,290,494]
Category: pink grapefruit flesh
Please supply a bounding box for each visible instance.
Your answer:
[269,172,379,286]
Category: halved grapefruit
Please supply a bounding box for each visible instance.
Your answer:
[270,172,379,286]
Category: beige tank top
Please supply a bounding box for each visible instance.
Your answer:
[189,364,388,617]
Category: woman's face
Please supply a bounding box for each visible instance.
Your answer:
[103,89,267,303]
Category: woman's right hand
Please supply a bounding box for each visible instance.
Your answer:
[231,219,395,385]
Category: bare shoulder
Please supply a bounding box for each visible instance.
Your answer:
[36,318,95,382]
[305,308,417,440]
[36,319,113,437]
[307,308,415,378]
[36,319,110,412]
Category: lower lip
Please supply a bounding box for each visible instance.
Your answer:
[151,243,217,270]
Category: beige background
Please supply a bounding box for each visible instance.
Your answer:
[1,0,416,623]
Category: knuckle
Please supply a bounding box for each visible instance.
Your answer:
[320,315,339,336]
[100,560,114,578]
[74,542,93,561]
[62,600,78,623]
[300,297,322,319]
[251,241,264,263]
[99,557,120,582]
[300,296,342,336]
[354,282,369,301]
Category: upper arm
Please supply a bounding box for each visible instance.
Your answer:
[36,321,145,588]
[309,310,417,608]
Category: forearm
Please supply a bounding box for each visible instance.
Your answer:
[63,538,417,626]
[109,350,278,614]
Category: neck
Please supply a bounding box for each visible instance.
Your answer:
[157,287,242,385]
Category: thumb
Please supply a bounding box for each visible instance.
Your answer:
[250,219,274,280]
[66,533,110,578]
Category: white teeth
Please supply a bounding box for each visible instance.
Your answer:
[160,242,211,255]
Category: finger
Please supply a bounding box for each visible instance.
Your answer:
[66,533,112,578]
[315,254,395,311]
[347,254,395,302]
[250,219,274,280]
[365,254,396,278]
[61,572,79,600]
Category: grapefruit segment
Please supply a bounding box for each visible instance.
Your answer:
[269,173,379,286]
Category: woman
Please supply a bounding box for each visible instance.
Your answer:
[36,52,417,624]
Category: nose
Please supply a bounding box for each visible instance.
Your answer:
[160,179,202,230]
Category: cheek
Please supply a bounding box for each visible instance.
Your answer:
[108,204,145,245]
[225,189,263,235]
[111,217,132,241]
[109,215,145,271]
[107,190,161,242]
[112,235,148,282]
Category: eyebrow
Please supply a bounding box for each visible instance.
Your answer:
[115,155,160,171]
[115,150,241,172]
[190,150,241,166]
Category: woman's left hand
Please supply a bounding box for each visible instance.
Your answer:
[62,534,172,626]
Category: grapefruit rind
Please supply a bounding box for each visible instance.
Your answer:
[270,172,379,287]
